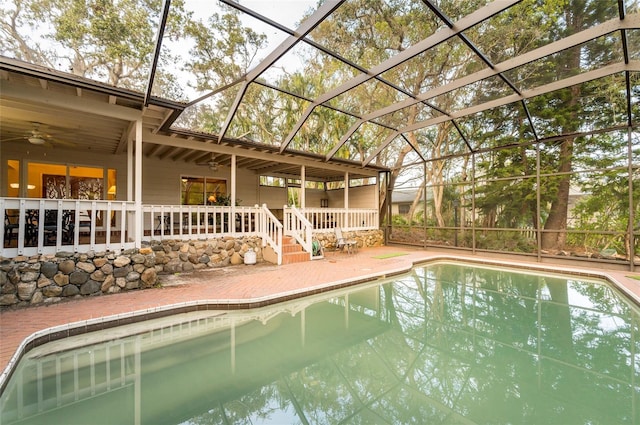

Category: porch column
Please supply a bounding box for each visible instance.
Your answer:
[127,131,134,201]
[231,154,236,235]
[628,126,635,272]
[344,172,349,229]
[125,129,134,245]
[344,172,349,209]
[134,119,143,247]
[300,165,306,208]
[374,174,380,208]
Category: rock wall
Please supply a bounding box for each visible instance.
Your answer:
[0,232,383,309]
[0,236,264,309]
[314,229,384,250]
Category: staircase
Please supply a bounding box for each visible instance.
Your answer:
[281,236,311,265]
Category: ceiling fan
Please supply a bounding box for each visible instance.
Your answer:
[2,123,76,147]
[196,153,220,171]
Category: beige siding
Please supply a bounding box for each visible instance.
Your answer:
[349,185,377,208]
[258,185,287,208]
[325,185,376,209]
[303,189,326,208]
[235,168,258,206]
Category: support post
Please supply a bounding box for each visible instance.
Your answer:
[628,127,635,271]
[300,165,306,209]
[344,172,349,228]
[134,119,143,248]
[231,154,237,235]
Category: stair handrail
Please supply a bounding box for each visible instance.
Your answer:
[259,204,283,265]
[283,205,313,256]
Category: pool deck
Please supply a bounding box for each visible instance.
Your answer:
[2,245,640,387]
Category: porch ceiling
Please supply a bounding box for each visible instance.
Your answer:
[0,58,383,181]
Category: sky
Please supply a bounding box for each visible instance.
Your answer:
[178,0,319,97]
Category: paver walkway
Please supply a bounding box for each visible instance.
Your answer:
[2,246,639,387]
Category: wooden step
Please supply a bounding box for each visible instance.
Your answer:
[283,243,303,253]
[282,251,311,265]
[282,236,296,245]
[281,236,310,264]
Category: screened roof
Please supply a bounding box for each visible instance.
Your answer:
[1,0,639,172]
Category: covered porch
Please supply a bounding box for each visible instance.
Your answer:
[1,58,384,265]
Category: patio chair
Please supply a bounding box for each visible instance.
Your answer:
[78,211,92,233]
[43,210,58,244]
[4,211,19,246]
[334,227,357,254]
[62,211,91,243]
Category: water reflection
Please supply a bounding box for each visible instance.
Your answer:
[1,263,638,424]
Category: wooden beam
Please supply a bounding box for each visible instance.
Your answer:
[143,130,379,177]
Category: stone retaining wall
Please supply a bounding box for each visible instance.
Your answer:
[0,230,384,309]
[314,229,384,250]
[0,236,264,309]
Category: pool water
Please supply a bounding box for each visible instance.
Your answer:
[1,262,639,424]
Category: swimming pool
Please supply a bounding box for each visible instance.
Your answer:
[1,262,638,424]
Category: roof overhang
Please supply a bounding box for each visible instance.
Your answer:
[0,56,388,181]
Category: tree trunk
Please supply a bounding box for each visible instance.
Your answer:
[407,185,424,222]
[541,137,573,250]
[379,143,414,223]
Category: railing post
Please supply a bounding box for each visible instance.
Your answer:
[283,205,289,235]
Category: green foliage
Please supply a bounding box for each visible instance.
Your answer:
[208,193,241,206]
[391,215,409,226]
[183,8,266,91]
[474,230,537,253]
[566,167,640,254]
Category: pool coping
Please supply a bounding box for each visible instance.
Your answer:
[1,252,639,393]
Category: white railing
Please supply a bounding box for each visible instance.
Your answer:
[1,198,135,257]
[283,206,313,258]
[2,198,376,262]
[259,204,283,265]
[301,207,379,231]
[141,205,261,242]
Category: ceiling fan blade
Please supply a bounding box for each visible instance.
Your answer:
[1,136,27,143]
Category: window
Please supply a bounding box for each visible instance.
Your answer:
[305,181,325,190]
[326,181,345,190]
[260,175,325,190]
[69,166,104,199]
[350,177,376,187]
[259,176,285,187]
[6,161,116,200]
[287,187,300,207]
[181,176,227,205]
